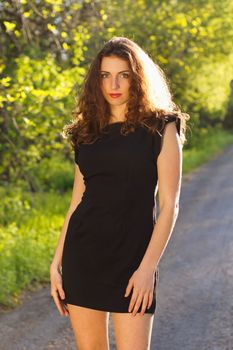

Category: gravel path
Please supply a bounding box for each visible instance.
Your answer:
[0,144,233,350]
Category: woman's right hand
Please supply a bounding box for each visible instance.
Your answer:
[50,264,69,317]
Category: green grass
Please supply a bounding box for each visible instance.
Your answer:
[0,127,233,308]
[0,189,71,307]
[183,127,233,174]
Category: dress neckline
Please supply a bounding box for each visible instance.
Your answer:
[108,121,125,125]
[104,121,126,129]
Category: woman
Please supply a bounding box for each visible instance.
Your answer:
[50,36,188,349]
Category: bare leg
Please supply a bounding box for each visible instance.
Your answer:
[111,312,155,350]
[67,304,110,350]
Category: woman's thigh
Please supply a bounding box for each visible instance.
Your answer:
[67,304,110,350]
[111,312,154,350]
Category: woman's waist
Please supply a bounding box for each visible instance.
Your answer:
[82,184,154,204]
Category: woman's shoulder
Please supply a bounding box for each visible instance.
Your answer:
[143,114,181,137]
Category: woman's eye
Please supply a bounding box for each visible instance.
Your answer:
[100,73,129,79]
[100,73,108,79]
[120,73,129,78]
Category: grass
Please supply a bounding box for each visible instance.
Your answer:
[0,189,71,307]
[0,127,233,308]
[183,127,233,174]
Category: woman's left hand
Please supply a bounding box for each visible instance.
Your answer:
[124,266,155,316]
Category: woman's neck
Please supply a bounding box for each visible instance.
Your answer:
[109,113,126,123]
[109,104,128,123]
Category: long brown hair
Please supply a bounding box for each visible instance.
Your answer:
[63,36,189,147]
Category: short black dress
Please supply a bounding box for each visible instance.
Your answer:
[61,115,180,314]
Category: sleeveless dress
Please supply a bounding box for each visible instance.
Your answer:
[61,115,181,314]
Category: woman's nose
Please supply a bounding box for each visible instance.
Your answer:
[111,77,120,89]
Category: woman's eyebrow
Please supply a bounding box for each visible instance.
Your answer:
[100,70,130,73]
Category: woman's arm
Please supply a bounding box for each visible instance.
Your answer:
[139,120,182,272]
[50,163,86,316]
[50,163,86,272]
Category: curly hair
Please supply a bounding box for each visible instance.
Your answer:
[63,36,189,147]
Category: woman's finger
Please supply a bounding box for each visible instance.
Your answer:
[129,290,142,316]
[51,290,67,316]
[128,288,139,313]
[125,278,133,297]
[147,290,153,309]
[131,292,144,316]
[52,291,64,315]
[59,294,70,316]
[140,292,149,316]
[57,284,65,300]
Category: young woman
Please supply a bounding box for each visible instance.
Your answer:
[50,36,188,349]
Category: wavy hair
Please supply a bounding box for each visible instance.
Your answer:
[63,36,189,147]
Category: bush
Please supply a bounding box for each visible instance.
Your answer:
[0,188,70,307]
[29,155,74,192]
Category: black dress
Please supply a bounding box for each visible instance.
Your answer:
[61,115,180,314]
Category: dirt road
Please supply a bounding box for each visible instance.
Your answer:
[1,144,233,350]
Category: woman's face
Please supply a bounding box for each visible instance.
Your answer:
[100,55,131,108]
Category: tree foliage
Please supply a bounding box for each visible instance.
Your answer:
[0,0,232,189]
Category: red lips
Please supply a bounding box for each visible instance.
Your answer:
[109,93,122,98]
